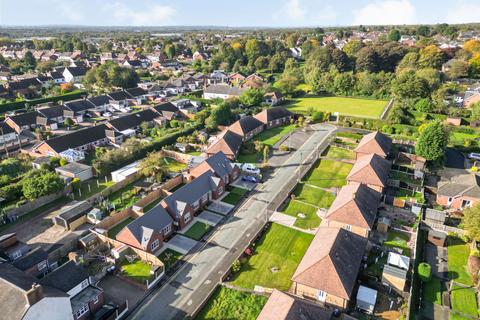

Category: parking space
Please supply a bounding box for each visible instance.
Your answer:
[230,177,257,191]
[165,234,198,254]
[207,201,234,215]
[197,210,224,226]
[98,274,145,307]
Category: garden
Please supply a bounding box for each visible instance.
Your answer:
[183,221,211,241]
[231,223,314,291]
[118,258,154,283]
[157,248,182,271]
[221,187,248,205]
[384,230,411,256]
[302,159,353,188]
[108,217,134,238]
[324,146,355,160]
[292,184,335,209]
[281,199,320,229]
[163,157,187,173]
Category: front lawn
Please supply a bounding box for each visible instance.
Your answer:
[288,96,387,119]
[253,124,297,147]
[157,248,182,271]
[423,277,442,305]
[293,184,336,209]
[324,146,355,160]
[195,287,267,320]
[303,160,353,188]
[384,230,411,256]
[451,285,478,317]
[119,259,153,282]
[221,187,249,205]
[231,223,314,290]
[237,151,261,164]
[164,157,187,173]
[448,237,474,286]
[282,199,320,229]
[108,217,134,238]
[183,221,211,240]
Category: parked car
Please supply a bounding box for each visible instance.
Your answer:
[468,152,480,161]
[241,163,261,175]
[242,175,258,183]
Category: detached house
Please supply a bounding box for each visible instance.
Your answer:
[437,168,480,210]
[106,109,161,136]
[323,183,381,238]
[228,116,264,141]
[292,227,367,310]
[347,153,391,193]
[63,67,87,84]
[205,130,243,160]
[254,107,294,129]
[189,151,241,184]
[161,171,225,230]
[152,102,184,120]
[354,131,392,159]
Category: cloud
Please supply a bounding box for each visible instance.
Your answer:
[108,2,175,26]
[353,0,416,25]
[446,1,480,24]
[275,0,337,26]
[284,0,306,20]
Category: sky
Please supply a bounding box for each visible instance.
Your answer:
[0,0,479,27]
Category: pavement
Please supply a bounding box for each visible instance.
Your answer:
[206,201,234,215]
[164,235,198,255]
[197,211,224,226]
[128,123,336,320]
[268,211,296,227]
[229,178,257,190]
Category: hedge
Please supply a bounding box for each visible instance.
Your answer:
[0,90,87,114]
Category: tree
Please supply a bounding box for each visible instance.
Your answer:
[343,39,364,58]
[356,47,380,72]
[463,39,480,55]
[254,56,269,70]
[331,48,351,72]
[206,101,235,128]
[388,29,401,42]
[139,152,167,182]
[22,169,64,201]
[471,102,480,120]
[416,25,430,37]
[245,39,262,63]
[391,70,430,100]
[418,45,445,69]
[446,59,469,79]
[397,52,419,71]
[253,140,264,153]
[263,145,269,164]
[415,98,435,113]
[59,158,68,166]
[416,68,441,91]
[463,204,480,242]
[64,117,74,127]
[415,121,449,161]
[418,262,432,282]
[37,61,55,73]
[22,51,36,71]
[240,88,265,106]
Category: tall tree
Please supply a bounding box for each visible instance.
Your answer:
[415,121,449,161]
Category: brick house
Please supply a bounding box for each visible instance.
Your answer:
[161,171,225,230]
[322,183,381,238]
[189,151,241,185]
[346,153,391,193]
[292,227,367,310]
[228,116,264,141]
[205,130,243,160]
[436,168,480,210]
[354,131,392,159]
[12,247,51,278]
[254,107,294,129]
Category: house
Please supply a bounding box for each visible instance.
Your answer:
[0,233,30,261]
[257,289,332,320]
[125,87,148,102]
[242,73,265,89]
[322,183,381,238]
[189,151,241,184]
[49,70,65,84]
[0,264,73,320]
[152,102,184,120]
[40,261,105,320]
[228,72,245,86]
[346,153,391,193]
[292,227,367,310]
[122,60,145,69]
[63,67,87,83]
[64,99,95,121]
[33,124,114,158]
[107,90,133,111]
[53,201,92,231]
[55,162,94,182]
[86,95,111,113]
[436,168,480,210]
[254,107,295,129]
[11,247,50,278]
[0,121,18,144]
[354,131,392,159]
[116,205,174,254]
[228,116,264,141]
[171,99,201,115]
[203,84,246,100]
[37,105,68,124]
[161,171,225,230]
[463,88,480,108]
[356,286,377,314]
[5,111,42,133]
[5,78,42,98]
[205,130,243,160]
[106,109,160,135]
[264,92,284,106]
[192,51,209,61]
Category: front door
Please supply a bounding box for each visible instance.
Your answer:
[316,290,326,302]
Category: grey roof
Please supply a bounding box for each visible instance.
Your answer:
[71,285,102,313]
[437,170,480,198]
[55,162,92,175]
[88,95,110,107]
[40,260,89,292]
[37,105,68,119]
[12,247,48,271]
[125,87,148,97]
[163,171,221,216]
[383,264,407,280]
[120,205,173,246]
[64,99,95,113]
[108,90,132,101]
[0,121,15,135]
[107,109,159,132]
[64,66,87,77]
[425,208,446,224]
[56,201,92,223]
[202,151,235,178]
[7,111,40,127]
[41,124,108,153]
[204,84,246,96]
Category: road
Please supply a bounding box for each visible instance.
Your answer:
[129,123,336,320]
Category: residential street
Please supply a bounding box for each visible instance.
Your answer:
[129,123,336,320]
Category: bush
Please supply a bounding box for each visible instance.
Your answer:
[22,169,64,201]
[279,145,290,152]
[231,260,241,273]
[310,111,324,123]
[382,125,395,134]
[418,262,432,282]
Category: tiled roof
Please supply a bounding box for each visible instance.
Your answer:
[347,153,391,188]
[254,107,294,124]
[107,109,159,132]
[228,115,264,137]
[40,124,108,153]
[206,130,243,158]
[354,131,392,157]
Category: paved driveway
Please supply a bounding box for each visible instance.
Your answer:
[98,274,145,307]
[165,235,198,255]
[207,201,234,215]
[230,178,257,190]
[197,211,224,226]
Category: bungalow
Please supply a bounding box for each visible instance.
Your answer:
[49,70,66,84]
[228,116,264,141]
[125,87,148,103]
[161,171,225,230]
[5,111,42,133]
[64,99,95,122]
[203,84,246,100]
[242,73,265,89]
[264,92,284,106]
[122,60,145,69]
[228,72,245,86]
[322,183,381,238]
[346,153,391,193]
[354,131,392,159]
[106,109,160,135]
[205,130,243,160]
[189,151,241,184]
[0,121,18,144]
[116,205,173,254]
[292,227,367,310]
[86,95,111,113]
[63,66,87,83]
[257,289,332,320]
[152,102,184,120]
[436,168,480,210]
[254,107,294,129]
[11,247,50,278]
[37,105,68,124]
[172,99,201,115]
[5,78,42,98]
[107,90,132,111]
[192,51,209,61]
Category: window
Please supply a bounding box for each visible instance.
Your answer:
[217,186,224,195]
[37,260,47,271]
[316,290,326,302]
[80,279,89,289]
[345,224,352,231]
[150,239,160,252]
[462,200,472,208]
[11,250,22,260]
[74,305,89,319]
[162,224,172,235]
[184,213,191,224]
[447,197,453,205]
[92,294,99,304]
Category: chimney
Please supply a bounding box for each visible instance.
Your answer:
[25,283,44,306]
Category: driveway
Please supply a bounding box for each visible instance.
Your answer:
[230,178,257,191]
[197,211,224,226]
[98,274,145,307]
[207,201,234,215]
[165,234,198,255]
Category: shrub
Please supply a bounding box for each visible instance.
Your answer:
[418,262,432,282]
[310,111,324,123]
[279,145,290,152]
[231,260,241,273]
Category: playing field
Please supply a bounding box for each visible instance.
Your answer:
[288,96,388,118]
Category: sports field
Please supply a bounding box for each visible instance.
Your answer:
[288,96,388,118]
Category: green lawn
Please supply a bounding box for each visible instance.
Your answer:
[395,188,425,204]
[324,146,355,160]
[448,237,474,286]
[108,183,142,211]
[119,259,152,282]
[390,171,422,186]
[231,223,314,290]
[303,160,353,188]
[253,124,297,147]
[143,197,164,213]
[384,230,411,256]
[423,277,442,305]
[288,96,388,118]
[293,184,335,209]
[187,151,202,156]
[195,286,267,320]
[183,221,211,240]
[221,187,248,205]
[451,285,478,317]
[282,199,320,229]
[365,252,387,278]
[75,179,115,200]
[237,151,261,164]
[164,157,187,173]
[157,249,182,271]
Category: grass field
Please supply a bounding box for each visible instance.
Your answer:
[288,96,388,118]
[293,184,335,209]
[184,221,211,240]
[451,285,478,317]
[448,237,474,286]
[384,230,411,256]
[423,277,442,305]
[231,223,314,290]
[303,160,352,188]
[143,197,164,213]
[324,146,355,160]
[195,287,267,320]
[108,217,134,238]
[157,249,182,271]
[282,199,320,229]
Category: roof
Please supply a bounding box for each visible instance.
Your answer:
[347,154,391,188]
[257,289,332,320]
[55,162,92,175]
[206,130,243,158]
[12,247,48,271]
[64,99,95,113]
[108,109,159,132]
[41,260,89,292]
[387,252,410,270]
[64,66,86,77]
[437,169,480,199]
[88,95,110,107]
[356,286,377,305]
[125,87,148,97]
[37,105,67,119]
[7,78,41,90]
[163,171,221,216]
[425,208,446,224]
[39,124,108,153]
[56,201,92,223]
[228,115,264,137]
[383,264,407,280]
[204,84,246,96]
[71,285,102,313]
[118,205,173,247]
[108,90,132,101]
[0,121,15,135]
[292,227,367,299]
[193,151,235,178]
[325,183,380,230]
[255,107,294,124]
[354,131,392,157]
[7,111,40,127]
